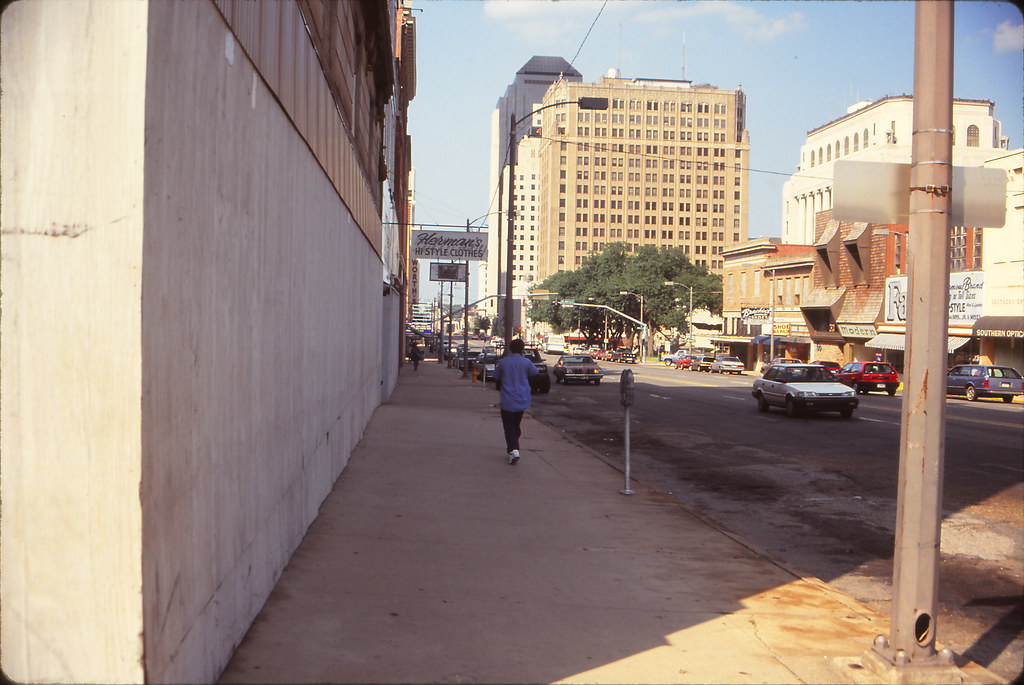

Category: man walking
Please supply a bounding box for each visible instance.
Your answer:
[492,339,538,465]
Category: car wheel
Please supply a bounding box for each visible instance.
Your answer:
[887,386,897,397]
[785,396,800,418]
[537,374,551,394]
[594,379,601,385]
[965,385,978,401]
[756,393,769,413]
[840,407,853,419]
[1002,395,1014,404]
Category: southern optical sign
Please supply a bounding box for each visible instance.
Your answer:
[412,230,488,261]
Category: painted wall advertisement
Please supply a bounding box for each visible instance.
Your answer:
[885,272,984,323]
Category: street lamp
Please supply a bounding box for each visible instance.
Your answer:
[503,96,608,349]
[619,290,647,361]
[664,281,722,350]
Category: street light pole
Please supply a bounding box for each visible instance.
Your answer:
[619,290,646,361]
[503,96,608,350]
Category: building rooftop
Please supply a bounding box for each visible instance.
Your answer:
[517,56,581,79]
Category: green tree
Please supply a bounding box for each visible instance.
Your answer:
[528,242,721,345]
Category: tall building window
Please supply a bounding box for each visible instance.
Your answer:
[966,125,980,147]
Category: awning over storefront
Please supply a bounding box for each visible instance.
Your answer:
[973,316,1024,338]
[866,333,971,353]
[751,335,770,344]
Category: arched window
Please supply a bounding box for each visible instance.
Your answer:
[844,137,850,155]
[810,150,815,167]
[826,144,832,162]
[967,125,980,147]
[853,132,859,151]
[863,128,869,147]
[819,147,824,164]
[951,126,956,145]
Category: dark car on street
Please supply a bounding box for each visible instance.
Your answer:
[946,364,1023,403]
[691,355,716,372]
[835,361,901,396]
[522,346,552,394]
[552,355,604,385]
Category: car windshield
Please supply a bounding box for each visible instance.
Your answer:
[783,366,834,383]
[563,356,593,364]
[719,357,740,362]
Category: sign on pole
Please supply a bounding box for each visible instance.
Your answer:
[833,160,1007,227]
[412,230,488,261]
[429,263,468,282]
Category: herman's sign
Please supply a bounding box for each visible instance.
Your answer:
[412,230,488,261]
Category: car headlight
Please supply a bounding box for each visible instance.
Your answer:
[797,391,817,398]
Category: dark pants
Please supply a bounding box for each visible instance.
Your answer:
[500,409,524,452]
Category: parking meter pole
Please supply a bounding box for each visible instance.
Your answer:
[620,369,635,495]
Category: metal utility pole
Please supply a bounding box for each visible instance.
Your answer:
[504,111,518,350]
[462,220,470,377]
[864,3,962,681]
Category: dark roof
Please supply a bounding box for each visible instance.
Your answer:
[517,56,581,78]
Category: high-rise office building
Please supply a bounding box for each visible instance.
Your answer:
[534,72,750,281]
[483,56,582,308]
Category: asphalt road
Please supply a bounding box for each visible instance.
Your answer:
[529,358,1024,681]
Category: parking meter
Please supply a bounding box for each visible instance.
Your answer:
[620,369,635,407]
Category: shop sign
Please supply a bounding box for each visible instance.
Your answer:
[772,322,791,335]
[885,272,984,324]
[838,324,876,338]
[741,306,771,321]
[412,230,488,261]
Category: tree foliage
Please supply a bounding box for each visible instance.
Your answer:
[528,242,722,344]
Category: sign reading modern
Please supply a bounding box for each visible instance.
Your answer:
[412,230,488,261]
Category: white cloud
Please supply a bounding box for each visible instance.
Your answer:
[993,18,1024,55]
[635,1,807,41]
[482,0,607,44]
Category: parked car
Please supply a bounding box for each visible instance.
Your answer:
[609,347,637,363]
[457,350,481,371]
[661,351,687,366]
[946,364,1023,403]
[552,355,604,385]
[759,357,802,374]
[675,354,697,370]
[752,363,859,418]
[710,355,745,374]
[692,355,716,372]
[475,353,501,381]
[835,361,901,396]
[812,360,842,372]
[522,346,552,394]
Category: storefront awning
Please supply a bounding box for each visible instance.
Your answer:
[751,335,770,344]
[973,316,1024,338]
[866,333,971,353]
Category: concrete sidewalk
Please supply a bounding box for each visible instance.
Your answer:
[218,360,999,684]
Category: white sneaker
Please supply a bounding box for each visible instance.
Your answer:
[507,449,520,465]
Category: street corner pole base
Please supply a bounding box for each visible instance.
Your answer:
[619,488,634,496]
[861,637,965,685]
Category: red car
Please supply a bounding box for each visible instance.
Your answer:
[835,361,901,396]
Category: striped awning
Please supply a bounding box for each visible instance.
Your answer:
[865,333,970,353]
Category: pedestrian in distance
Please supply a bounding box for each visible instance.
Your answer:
[492,338,538,465]
[408,344,423,371]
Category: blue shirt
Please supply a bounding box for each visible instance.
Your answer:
[493,353,538,412]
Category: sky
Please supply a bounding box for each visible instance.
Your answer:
[407,0,1023,300]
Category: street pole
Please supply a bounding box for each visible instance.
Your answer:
[769,269,776,363]
[463,220,470,377]
[865,2,961,680]
[504,111,517,350]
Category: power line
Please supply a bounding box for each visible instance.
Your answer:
[569,0,609,71]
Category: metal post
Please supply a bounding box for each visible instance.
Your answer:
[864,2,961,680]
[504,111,517,350]
[447,277,454,367]
[463,220,471,378]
